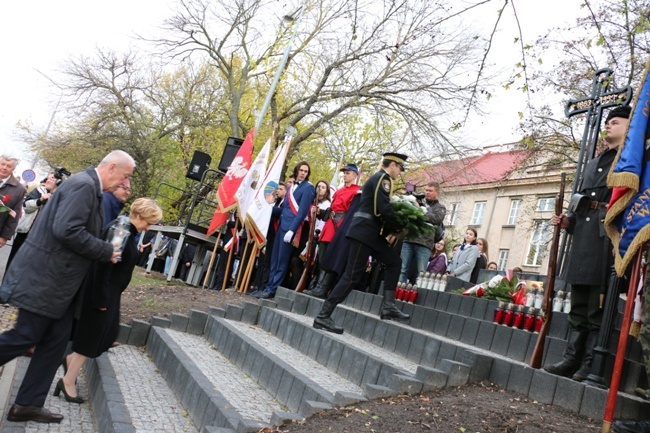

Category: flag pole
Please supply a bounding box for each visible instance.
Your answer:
[202,230,223,289]
[254,5,306,131]
[601,246,644,433]
[221,219,240,291]
[240,243,258,294]
[234,239,252,291]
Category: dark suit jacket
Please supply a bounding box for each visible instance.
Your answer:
[0,167,114,319]
[0,174,26,240]
[279,181,316,233]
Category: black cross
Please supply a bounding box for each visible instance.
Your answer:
[565,68,632,195]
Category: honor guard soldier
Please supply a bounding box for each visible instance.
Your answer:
[313,152,410,334]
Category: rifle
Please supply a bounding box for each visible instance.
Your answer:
[296,196,321,292]
[530,172,566,368]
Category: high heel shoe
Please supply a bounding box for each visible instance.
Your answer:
[53,378,84,404]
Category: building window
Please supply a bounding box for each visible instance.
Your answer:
[507,199,520,225]
[497,249,509,270]
[448,203,460,226]
[526,220,551,266]
[537,197,555,212]
[470,201,487,225]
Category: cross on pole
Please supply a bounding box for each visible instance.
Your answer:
[564,68,632,195]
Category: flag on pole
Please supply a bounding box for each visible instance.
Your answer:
[329,157,343,194]
[217,128,255,212]
[246,138,291,247]
[605,58,650,275]
[235,137,272,225]
[206,128,255,236]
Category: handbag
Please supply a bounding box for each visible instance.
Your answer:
[16,207,38,233]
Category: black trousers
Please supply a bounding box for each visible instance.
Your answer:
[0,306,73,407]
[327,238,401,305]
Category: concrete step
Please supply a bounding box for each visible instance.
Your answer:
[272,286,650,421]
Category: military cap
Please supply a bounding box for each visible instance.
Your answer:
[340,163,359,175]
[605,105,632,123]
[382,152,408,171]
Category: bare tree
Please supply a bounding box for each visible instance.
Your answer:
[153,0,490,164]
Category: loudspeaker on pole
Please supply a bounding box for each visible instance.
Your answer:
[186,151,212,181]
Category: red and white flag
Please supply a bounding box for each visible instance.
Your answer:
[246,138,291,247]
[207,128,255,236]
[235,137,271,225]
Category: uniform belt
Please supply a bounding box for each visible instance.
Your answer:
[355,211,374,220]
[589,200,606,210]
[332,211,346,224]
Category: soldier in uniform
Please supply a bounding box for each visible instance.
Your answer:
[544,105,631,381]
[313,152,410,334]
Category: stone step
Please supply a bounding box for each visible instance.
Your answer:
[271,287,650,421]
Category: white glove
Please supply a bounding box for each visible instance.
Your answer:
[283,230,294,243]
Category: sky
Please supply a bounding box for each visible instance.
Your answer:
[0,0,585,179]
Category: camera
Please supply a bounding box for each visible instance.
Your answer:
[413,193,426,206]
[54,167,71,181]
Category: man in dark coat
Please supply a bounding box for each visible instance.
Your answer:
[544,105,631,381]
[0,150,135,424]
[313,152,410,334]
[0,154,26,250]
[253,161,316,299]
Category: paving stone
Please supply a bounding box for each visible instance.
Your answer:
[287,380,307,413]
[300,400,333,418]
[490,325,513,356]
[394,327,414,357]
[326,340,344,371]
[270,411,304,428]
[170,312,190,332]
[348,353,369,384]
[208,306,226,319]
[420,337,441,369]
[401,302,415,318]
[291,295,309,316]
[548,312,569,340]
[552,376,584,413]
[127,319,151,346]
[436,342,457,367]
[316,336,333,365]
[439,359,470,386]
[436,292,451,311]
[360,356,382,385]
[382,322,400,351]
[307,330,323,360]
[276,370,295,406]
[151,316,172,328]
[406,332,425,364]
[361,293,374,312]
[475,321,496,350]
[241,302,260,325]
[188,309,209,335]
[370,296,383,315]
[409,305,426,329]
[338,345,356,379]
[460,318,479,345]
[446,315,465,340]
[579,382,608,419]
[424,291,438,308]
[421,310,438,333]
[458,350,493,382]
[506,363,534,395]
[544,336,567,366]
[489,357,512,388]
[483,300,499,321]
[528,369,557,404]
[275,296,294,312]
[434,311,451,335]
[364,384,396,399]
[415,365,447,390]
[458,296,475,317]
[298,327,313,354]
[307,298,323,317]
[387,373,423,394]
[446,293,462,314]
[471,298,489,320]
[353,291,365,309]
[342,308,356,331]
[333,390,366,406]
[117,323,131,344]
[361,316,376,341]
[350,312,366,338]
[506,329,532,362]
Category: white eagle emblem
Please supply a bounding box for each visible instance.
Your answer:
[226,156,248,180]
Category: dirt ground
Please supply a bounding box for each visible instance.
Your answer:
[121,269,602,433]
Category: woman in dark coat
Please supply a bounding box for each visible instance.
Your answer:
[54,198,163,403]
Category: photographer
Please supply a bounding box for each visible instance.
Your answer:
[7,168,67,269]
[399,181,446,283]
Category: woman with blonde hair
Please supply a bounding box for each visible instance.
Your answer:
[55,198,162,403]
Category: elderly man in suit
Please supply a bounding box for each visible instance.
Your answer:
[253,161,315,299]
[0,150,135,424]
[0,154,27,250]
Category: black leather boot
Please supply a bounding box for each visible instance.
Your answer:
[544,329,588,377]
[572,331,598,381]
[313,301,344,334]
[380,290,410,321]
[303,271,334,299]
